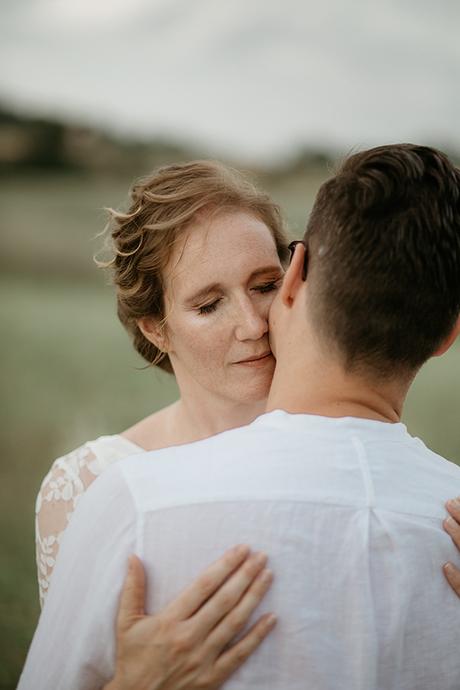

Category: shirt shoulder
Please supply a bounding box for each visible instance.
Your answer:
[115,411,460,522]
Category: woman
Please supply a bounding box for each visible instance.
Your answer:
[35,160,289,688]
[36,160,289,600]
[34,159,460,690]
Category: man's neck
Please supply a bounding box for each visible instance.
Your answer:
[266,350,410,424]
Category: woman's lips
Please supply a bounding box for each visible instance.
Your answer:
[233,352,273,366]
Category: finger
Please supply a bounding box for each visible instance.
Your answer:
[443,562,460,598]
[446,498,460,523]
[116,555,146,635]
[443,513,460,550]
[206,567,274,654]
[191,552,268,637]
[164,545,251,621]
[212,612,277,682]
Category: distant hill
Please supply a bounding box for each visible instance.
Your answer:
[0,104,457,178]
[0,104,197,174]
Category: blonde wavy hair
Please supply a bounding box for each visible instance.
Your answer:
[98,160,289,373]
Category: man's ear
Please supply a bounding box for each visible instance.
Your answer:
[280,243,307,308]
[137,317,168,353]
[432,315,460,358]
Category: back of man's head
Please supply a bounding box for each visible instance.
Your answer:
[304,144,460,378]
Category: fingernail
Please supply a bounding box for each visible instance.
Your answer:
[266,614,277,627]
[444,516,457,529]
[254,551,268,566]
[233,544,250,558]
[444,562,454,573]
[260,568,273,584]
[448,497,460,508]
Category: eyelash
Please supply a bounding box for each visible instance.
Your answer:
[198,281,279,315]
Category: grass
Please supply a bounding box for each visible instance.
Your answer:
[0,275,178,689]
[1,170,459,687]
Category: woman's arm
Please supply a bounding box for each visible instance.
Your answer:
[20,464,139,690]
[105,547,276,690]
[35,444,101,607]
[443,498,460,595]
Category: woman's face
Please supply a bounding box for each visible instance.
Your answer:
[161,210,284,404]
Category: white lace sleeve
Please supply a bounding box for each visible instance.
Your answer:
[20,463,137,690]
[35,435,143,607]
[35,443,102,608]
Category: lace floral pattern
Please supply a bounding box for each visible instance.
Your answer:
[35,436,142,608]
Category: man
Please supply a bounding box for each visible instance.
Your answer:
[19,144,460,689]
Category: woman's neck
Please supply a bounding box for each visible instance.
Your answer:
[122,388,267,452]
[173,390,267,443]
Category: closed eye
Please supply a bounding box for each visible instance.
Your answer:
[252,280,281,294]
[198,298,222,315]
[197,278,281,314]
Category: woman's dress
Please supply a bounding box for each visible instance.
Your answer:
[35,435,143,607]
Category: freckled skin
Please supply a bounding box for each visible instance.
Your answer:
[163,211,284,406]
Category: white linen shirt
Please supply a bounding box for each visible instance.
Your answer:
[19,411,460,690]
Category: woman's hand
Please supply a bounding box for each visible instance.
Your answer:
[443,498,460,595]
[104,545,276,690]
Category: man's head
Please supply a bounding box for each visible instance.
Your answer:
[270,144,460,380]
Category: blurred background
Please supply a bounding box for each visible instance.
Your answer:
[1,0,459,686]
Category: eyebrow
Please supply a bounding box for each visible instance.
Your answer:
[184,265,283,306]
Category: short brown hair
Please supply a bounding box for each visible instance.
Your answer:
[99,160,289,373]
[304,144,460,376]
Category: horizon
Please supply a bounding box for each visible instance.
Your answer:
[1,0,459,164]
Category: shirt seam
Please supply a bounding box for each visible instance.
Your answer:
[351,432,376,508]
[131,495,447,522]
[113,462,144,558]
[350,431,378,683]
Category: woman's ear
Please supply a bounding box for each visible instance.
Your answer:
[432,315,460,358]
[280,243,307,308]
[137,317,168,353]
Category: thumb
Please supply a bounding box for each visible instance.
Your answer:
[116,554,146,634]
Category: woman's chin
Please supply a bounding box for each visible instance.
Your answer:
[230,362,275,404]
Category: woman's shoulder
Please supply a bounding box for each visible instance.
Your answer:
[53,433,143,473]
[79,434,144,474]
[37,435,143,511]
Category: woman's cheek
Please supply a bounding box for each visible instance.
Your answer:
[182,315,229,358]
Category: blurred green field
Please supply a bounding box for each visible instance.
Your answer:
[1,170,459,689]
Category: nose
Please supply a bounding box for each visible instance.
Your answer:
[234,296,269,342]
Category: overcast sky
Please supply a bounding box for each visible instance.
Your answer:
[1,0,459,163]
